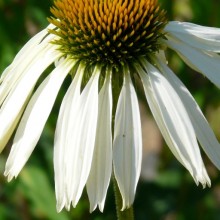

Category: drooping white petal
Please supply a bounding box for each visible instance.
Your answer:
[136,60,210,187]
[0,37,58,106]
[155,57,220,170]
[54,65,100,211]
[54,63,84,212]
[68,68,100,208]
[86,69,112,213]
[6,24,55,72]
[0,24,55,83]
[4,58,76,181]
[165,21,220,52]
[0,46,60,153]
[113,68,142,210]
[165,36,220,88]
[0,25,56,86]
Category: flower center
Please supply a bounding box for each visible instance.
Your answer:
[49,0,167,68]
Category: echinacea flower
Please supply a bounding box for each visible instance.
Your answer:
[1,0,220,213]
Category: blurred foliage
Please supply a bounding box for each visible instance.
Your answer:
[1,0,220,219]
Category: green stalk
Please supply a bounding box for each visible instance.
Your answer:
[113,175,134,220]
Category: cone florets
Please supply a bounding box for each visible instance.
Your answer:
[49,0,167,67]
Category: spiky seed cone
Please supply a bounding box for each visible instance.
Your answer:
[49,0,167,68]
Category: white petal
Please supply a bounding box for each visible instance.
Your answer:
[113,68,142,210]
[0,46,60,153]
[54,65,100,211]
[4,58,75,181]
[165,21,220,52]
[136,60,210,187]
[0,24,55,83]
[165,36,220,88]
[0,24,56,93]
[155,57,220,170]
[86,69,112,212]
[68,68,100,208]
[0,40,58,105]
[54,63,84,212]
[8,24,55,68]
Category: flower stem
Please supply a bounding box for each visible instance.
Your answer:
[113,175,135,220]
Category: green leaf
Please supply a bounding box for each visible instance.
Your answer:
[18,165,69,220]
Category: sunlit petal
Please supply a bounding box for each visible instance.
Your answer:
[54,64,84,211]
[136,60,210,187]
[165,21,220,52]
[67,68,100,208]
[165,36,220,88]
[87,69,112,212]
[54,65,100,211]
[113,67,142,210]
[0,33,58,104]
[155,57,220,170]
[4,58,76,181]
[0,46,60,153]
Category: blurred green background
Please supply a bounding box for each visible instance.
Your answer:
[1,0,220,219]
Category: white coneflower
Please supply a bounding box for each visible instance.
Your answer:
[1,0,220,214]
